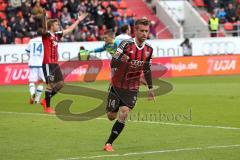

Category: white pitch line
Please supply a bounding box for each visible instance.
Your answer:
[0,111,240,131]
[57,144,240,160]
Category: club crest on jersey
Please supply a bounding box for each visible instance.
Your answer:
[53,40,58,46]
[145,51,150,57]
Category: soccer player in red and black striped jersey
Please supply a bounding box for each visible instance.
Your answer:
[40,9,87,113]
[103,18,155,151]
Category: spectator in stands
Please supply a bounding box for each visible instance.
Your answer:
[232,21,240,37]
[109,1,117,12]
[78,1,87,13]
[220,0,234,7]
[13,18,25,38]
[95,6,105,27]
[99,25,107,39]
[61,7,72,27]
[28,15,38,37]
[87,33,98,41]
[32,0,43,20]
[0,0,137,44]
[19,18,29,37]
[104,6,116,31]
[0,21,6,38]
[226,3,238,22]
[51,2,59,19]
[5,26,14,44]
[149,20,157,38]
[22,1,32,20]
[208,13,219,37]
[0,34,8,44]
[67,0,79,18]
[217,7,227,23]
[6,3,18,20]
[209,0,221,13]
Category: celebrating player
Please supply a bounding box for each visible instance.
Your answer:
[103,18,155,151]
[40,9,88,113]
[26,30,45,104]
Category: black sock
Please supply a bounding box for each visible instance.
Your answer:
[106,120,125,145]
[45,90,52,108]
[51,91,57,97]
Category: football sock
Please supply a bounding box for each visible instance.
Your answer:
[106,120,125,145]
[35,85,43,103]
[45,90,52,108]
[29,83,35,97]
[51,91,57,97]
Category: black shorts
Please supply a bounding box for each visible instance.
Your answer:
[42,63,63,84]
[106,86,138,113]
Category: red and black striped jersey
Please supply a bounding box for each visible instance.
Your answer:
[111,38,153,91]
[42,31,63,64]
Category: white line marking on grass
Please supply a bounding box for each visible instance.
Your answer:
[57,144,240,160]
[0,111,240,131]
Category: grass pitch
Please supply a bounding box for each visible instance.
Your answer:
[0,75,240,160]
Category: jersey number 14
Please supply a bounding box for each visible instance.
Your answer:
[33,43,43,56]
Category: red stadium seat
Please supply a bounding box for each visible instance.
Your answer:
[194,0,205,7]
[0,12,6,19]
[0,3,7,11]
[117,9,125,17]
[15,38,22,44]
[224,22,233,31]
[17,11,23,18]
[102,1,109,8]
[40,0,47,5]
[110,1,119,9]
[46,10,52,18]
[22,37,30,44]
[56,2,63,10]
[119,1,127,9]
[126,9,134,17]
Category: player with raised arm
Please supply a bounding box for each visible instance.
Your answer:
[103,18,155,151]
[26,30,45,104]
[40,9,88,113]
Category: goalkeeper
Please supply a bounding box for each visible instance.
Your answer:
[79,30,117,60]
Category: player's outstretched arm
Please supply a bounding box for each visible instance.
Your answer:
[42,9,47,35]
[62,12,88,36]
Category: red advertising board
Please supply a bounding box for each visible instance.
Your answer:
[1,55,240,85]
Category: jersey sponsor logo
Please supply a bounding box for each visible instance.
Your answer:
[130,60,144,68]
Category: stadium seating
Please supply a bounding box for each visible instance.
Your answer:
[192,0,205,7]
[192,0,239,37]
[0,0,174,44]
[224,22,234,31]
[22,37,30,44]
[124,0,172,39]
[14,38,22,44]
